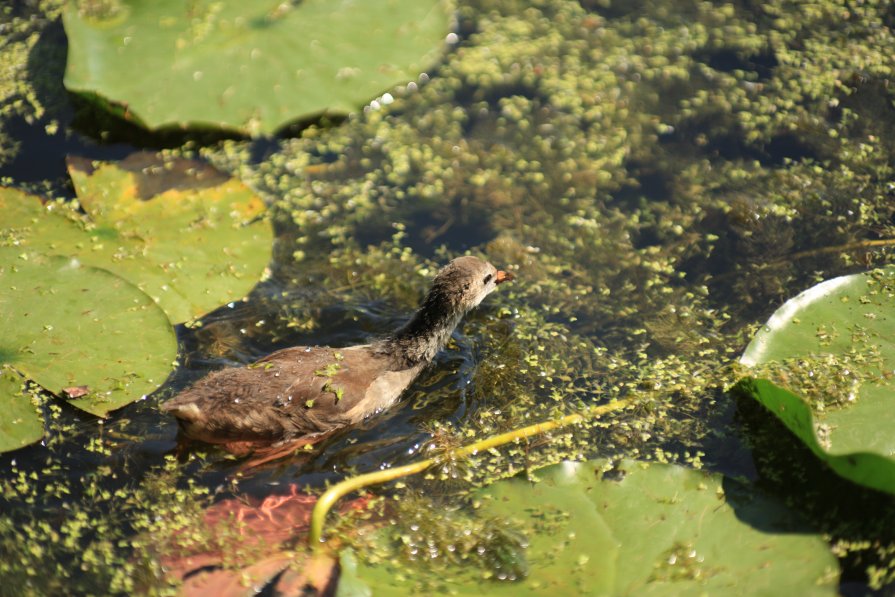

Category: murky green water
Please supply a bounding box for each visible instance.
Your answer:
[3,0,895,594]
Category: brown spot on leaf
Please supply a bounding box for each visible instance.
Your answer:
[62,385,90,399]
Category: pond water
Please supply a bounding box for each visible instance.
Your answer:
[3,0,895,594]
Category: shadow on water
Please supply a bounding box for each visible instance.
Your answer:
[732,392,895,597]
[0,20,134,189]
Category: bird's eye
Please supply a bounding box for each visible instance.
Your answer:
[483,273,493,284]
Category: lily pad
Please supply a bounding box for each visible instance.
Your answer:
[62,0,453,136]
[739,267,895,494]
[1,153,271,323]
[0,251,177,419]
[339,459,838,595]
[0,368,43,453]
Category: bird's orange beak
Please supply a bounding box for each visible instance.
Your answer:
[495,270,515,284]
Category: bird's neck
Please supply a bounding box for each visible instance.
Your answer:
[377,292,464,367]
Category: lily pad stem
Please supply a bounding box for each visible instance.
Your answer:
[308,396,638,546]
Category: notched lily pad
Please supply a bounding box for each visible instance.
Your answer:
[66,153,271,323]
[739,267,895,494]
[339,459,838,595]
[0,252,177,420]
[1,152,271,324]
[62,0,454,135]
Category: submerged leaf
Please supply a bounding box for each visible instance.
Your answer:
[739,266,895,494]
[62,0,453,135]
[339,459,837,595]
[162,485,361,594]
[179,553,293,597]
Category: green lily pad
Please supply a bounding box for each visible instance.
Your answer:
[0,252,177,420]
[62,0,453,136]
[1,152,271,323]
[739,267,895,494]
[339,459,838,595]
[0,368,43,453]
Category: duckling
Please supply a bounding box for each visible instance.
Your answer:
[161,256,513,446]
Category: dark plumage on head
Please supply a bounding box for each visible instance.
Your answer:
[427,256,500,311]
[379,256,514,366]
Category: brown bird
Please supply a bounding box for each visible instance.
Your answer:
[161,256,514,451]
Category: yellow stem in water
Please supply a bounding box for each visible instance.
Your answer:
[308,396,638,546]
